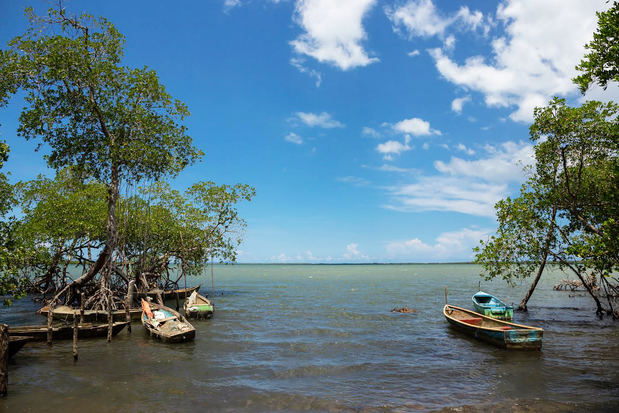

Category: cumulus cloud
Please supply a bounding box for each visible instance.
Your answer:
[291,0,379,70]
[408,49,420,57]
[383,141,533,217]
[426,1,611,122]
[386,227,491,261]
[376,135,412,160]
[295,111,345,128]
[284,132,303,144]
[451,95,471,114]
[344,242,368,260]
[386,0,486,39]
[393,117,440,136]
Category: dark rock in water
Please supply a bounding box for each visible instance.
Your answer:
[391,306,416,313]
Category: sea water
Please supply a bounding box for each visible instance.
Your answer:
[1,264,618,412]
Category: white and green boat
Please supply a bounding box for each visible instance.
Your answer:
[472,291,514,320]
[184,290,214,319]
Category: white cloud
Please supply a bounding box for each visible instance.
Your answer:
[223,0,242,11]
[376,164,416,174]
[284,132,303,144]
[290,57,323,87]
[337,176,371,186]
[393,117,440,136]
[386,0,486,39]
[384,141,533,217]
[451,95,471,114]
[295,111,344,128]
[408,49,420,57]
[426,1,611,122]
[436,141,533,182]
[291,0,379,70]
[455,143,474,155]
[376,135,412,159]
[386,227,491,261]
[443,35,455,51]
[362,126,381,138]
[344,242,368,260]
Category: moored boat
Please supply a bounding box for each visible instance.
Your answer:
[141,299,195,343]
[472,291,514,320]
[184,290,214,319]
[137,284,201,301]
[443,304,542,350]
[37,305,142,322]
[9,321,129,341]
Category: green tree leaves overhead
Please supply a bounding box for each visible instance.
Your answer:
[574,1,619,92]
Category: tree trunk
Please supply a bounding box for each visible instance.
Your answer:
[518,205,557,311]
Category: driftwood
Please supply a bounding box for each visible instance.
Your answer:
[554,274,599,292]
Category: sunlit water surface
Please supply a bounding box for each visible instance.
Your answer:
[1,264,618,412]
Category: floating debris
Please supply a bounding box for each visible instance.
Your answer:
[391,306,416,313]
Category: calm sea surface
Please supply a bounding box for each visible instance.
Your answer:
[1,264,618,412]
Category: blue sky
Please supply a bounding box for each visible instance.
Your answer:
[0,0,616,263]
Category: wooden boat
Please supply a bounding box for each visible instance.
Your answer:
[443,304,543,350]
[137,284,201,301]
[141,300,195,343]
[184,291,214,319]
[9,321,129,341]
[472,291,514,320]
[37,305,142,322]
[9,336,32,358]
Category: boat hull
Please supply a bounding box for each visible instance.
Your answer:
[472,303,514,320]
[183,292,214,319]
[472,291,514,320]
[137,285,201,301]
[444,304,542,350]
[141,302,196,343]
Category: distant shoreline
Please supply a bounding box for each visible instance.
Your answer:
[229,262,477,265]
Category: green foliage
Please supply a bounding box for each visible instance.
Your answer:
[574,2,619,92]
[1,7,203,184]
[475,98,619,313]
[0,142,29,303]
[0,5,254,304]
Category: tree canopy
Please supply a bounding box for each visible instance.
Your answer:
[475,99,619,316]
[574,1,619,92]
[0,4,253,308]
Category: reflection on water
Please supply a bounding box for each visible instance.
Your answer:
[1,264,618,412]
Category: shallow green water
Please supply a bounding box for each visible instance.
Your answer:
[1,264,618,412]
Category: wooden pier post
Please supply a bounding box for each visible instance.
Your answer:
[175,291,180,311]
[107,295,113,343]
[72,315,79,361]
[47,303,54,346]
[80,293,85,324]
[125,280,135,333]
[0,324,8,397]
[155,292,163,306]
